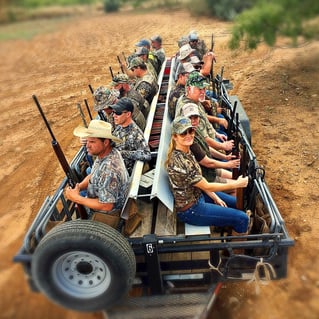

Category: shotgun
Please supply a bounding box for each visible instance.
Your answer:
[231,113,244,210]
[227,100,237,139]
[210,33,216,97]
[84,98,93,120]
[77,103,93,168]
[109,66,114,78]
[88,84,94,94]
[117,55,125,73]
[33,95,87,219]
[122,52,127,66]
[77,102,87,128]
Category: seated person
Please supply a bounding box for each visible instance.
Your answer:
[182,102,239,196]
[166,116,249,236]
[111,98,152,175]
[128,57,159,108]
[66,120,129,227]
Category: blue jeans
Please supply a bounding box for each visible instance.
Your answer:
[177,192,248,233]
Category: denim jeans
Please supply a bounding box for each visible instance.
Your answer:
[177,192,248,233]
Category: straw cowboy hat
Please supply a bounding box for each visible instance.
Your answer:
[73,120,122,143]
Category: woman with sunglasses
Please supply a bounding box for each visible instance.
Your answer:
[166,116,249,235]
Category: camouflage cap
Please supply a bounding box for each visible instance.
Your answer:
[93,86,119,111]
[182,103,201,118]
[186,71,209,89]
[128,57,145,70]
[150,35,162,44]
[179,44,195,60]
[136,46,149,56]
[190,56,204,65]
[181,62,195,74]
[111,73,129,86]
[172,116,194,135]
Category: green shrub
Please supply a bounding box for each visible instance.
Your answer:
[103,0,121,12]
[204,0,254,21]
[11,0,96,9]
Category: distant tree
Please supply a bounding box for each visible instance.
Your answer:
[229,0,319,50]
[204,0,254,21]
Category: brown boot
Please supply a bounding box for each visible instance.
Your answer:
[231,230,248,254]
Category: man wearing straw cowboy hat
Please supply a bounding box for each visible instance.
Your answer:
[65,119,129,228]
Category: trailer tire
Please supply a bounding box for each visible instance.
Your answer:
[31,220,136,312]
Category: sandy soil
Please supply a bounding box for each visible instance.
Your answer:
[0,9,318,319]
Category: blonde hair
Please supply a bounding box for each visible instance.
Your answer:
[165,136,176,168]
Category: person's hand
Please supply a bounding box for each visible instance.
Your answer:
[225,153,237,161]
[222,140,234,151]
[225,158,240,169]
[216,132,227,142]
[218,117,228,129]
[65,183,81,201]
[214,197,227,207]
[203,51,216,63]
[236,175,248,188]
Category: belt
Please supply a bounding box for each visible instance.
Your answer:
[177,201,196,213]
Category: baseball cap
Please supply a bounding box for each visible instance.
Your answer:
[150,35,162,44]
[128,57,145,70]
[188,32,199,41]
[186,71,209,89]
[182,103,201,118]
[172,116,194,134]
[181,62,195,74]
[136,46,149,56]
[110,97,134,114]
[179,44,195,60]
[190,56,204,65]
[111,73,129,86]
[135,39,151,48]
[93,86,119,111]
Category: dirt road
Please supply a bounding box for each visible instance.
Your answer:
[0,9,318,319]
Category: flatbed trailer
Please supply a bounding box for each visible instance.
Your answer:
[14,57,294,318]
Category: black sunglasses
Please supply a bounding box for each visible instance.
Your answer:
[180,128,195,137]
[113,110,128,116]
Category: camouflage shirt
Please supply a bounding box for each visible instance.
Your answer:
[133,73,159,105]
[87,148,129,213]
[151,48,165,66]
[113,121,152,175]
[127,88,147,130]
[175,95,216,138]
[167,149,203,210]
[192,40,208,60]
[168,83,185,119]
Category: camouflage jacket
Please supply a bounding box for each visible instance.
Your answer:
[113,121,152,175]
[133,73,159,105]
[168,83,185,119]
